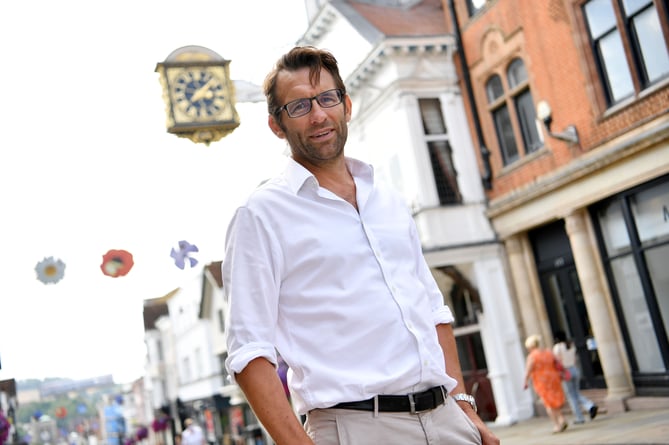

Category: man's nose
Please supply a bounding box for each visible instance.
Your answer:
[308,100,328,122]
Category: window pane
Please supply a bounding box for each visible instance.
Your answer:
[610,255,665,372]
[486,75,504,102]
[645,244,669,342]
[493,105,519,164]
[621,0,652,16]
[584,0,617,39]
[515,89,541,153]
[599,32,635,102]
[507,59,527,89]
[634,7,669,83]
[428,140,461,204]
[596,199,631,256]
[419,98,447,135]
[629,180,669,245]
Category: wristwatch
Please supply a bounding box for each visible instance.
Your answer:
[452,393,477,412]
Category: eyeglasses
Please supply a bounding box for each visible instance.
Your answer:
[276,89,344,118]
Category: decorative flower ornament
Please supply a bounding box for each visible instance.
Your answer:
[0,410,9,445]
[277,356,290,398]
[151,417,168,433]
[170,240,199,269]
[135,426,148,441]
[100,249,134,278]
[35,256,66,284]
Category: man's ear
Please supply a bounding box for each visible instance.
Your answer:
[345,94,352,123]
[268,114,286,139]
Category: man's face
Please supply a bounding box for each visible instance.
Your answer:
[268,67,352,168]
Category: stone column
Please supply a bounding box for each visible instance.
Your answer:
[505,234,542,338]
[565,209,634,408]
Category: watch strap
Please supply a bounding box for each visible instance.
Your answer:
[451,393,477,412]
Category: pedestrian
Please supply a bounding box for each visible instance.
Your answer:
[553,330,599,424]
[223,45,499,445]
[523,334,568,433]
[181,419,205,445]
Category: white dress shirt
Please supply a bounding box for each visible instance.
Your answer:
[224,157,457,414]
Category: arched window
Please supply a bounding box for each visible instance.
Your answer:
[486,58,541,166]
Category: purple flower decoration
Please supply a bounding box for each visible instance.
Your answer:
[135,426,148,441]
[0,411,10,445]
[170,240,199,269]
[277,356,290,398]
[151,417,168,432]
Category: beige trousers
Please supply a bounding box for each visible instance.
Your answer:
[305,396,482,445]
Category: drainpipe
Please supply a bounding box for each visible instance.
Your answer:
[447,0,492,190]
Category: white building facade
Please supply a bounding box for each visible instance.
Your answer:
[299,0,531,424]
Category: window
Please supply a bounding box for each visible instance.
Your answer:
[419,98,461,205]
[486,58,540,166]
[195,347,203,379]
[583,0,669,106]
[182,357,191,383]
[592,176,669,384]
[217,308,225,333]
[219,353,230,384]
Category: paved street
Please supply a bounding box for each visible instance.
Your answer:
[489,408,669,444]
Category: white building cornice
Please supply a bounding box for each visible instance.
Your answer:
[347,37,455,93]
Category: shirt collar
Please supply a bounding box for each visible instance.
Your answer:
[282,156,374,195]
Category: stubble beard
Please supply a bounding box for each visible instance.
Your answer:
[289,122,348,167]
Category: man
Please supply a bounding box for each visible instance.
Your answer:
[223,46,499,445]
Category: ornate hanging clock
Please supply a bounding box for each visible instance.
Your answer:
[156,46,240,145]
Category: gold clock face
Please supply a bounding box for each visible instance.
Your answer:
[169,67,234,123]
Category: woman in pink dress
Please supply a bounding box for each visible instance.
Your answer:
[523,334,568,433]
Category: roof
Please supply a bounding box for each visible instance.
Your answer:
[347,0,447,37]
[205,261,223,289]
[142,288,178,330]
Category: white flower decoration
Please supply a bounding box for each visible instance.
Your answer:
[35,256,66,284]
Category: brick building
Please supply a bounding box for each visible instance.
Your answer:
[446,0,669,411]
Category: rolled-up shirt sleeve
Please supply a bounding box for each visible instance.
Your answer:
[408,212,455,327]
[433,304,455,326]
[223,206,281,381]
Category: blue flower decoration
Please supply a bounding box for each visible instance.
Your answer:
[170,240,199,269]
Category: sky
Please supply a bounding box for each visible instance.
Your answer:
[0,0,309,385]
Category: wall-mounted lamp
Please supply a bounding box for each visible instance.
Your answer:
[536,100,579,145]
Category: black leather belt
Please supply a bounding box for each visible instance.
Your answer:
[332,386,446,414]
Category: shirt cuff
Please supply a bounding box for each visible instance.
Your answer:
[225,343,277,384]
[433,304,454,325]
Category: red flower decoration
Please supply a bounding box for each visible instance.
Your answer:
[101,249,134,278]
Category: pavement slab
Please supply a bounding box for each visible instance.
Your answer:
[488,408,669,444]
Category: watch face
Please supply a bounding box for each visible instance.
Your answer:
[170,68,233,121]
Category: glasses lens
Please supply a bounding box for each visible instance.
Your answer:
[286,99,311,118]
[315,89,342,108]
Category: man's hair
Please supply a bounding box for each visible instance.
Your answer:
[263,46,347,117]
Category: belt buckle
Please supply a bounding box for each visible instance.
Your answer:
[408,391,432,414]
